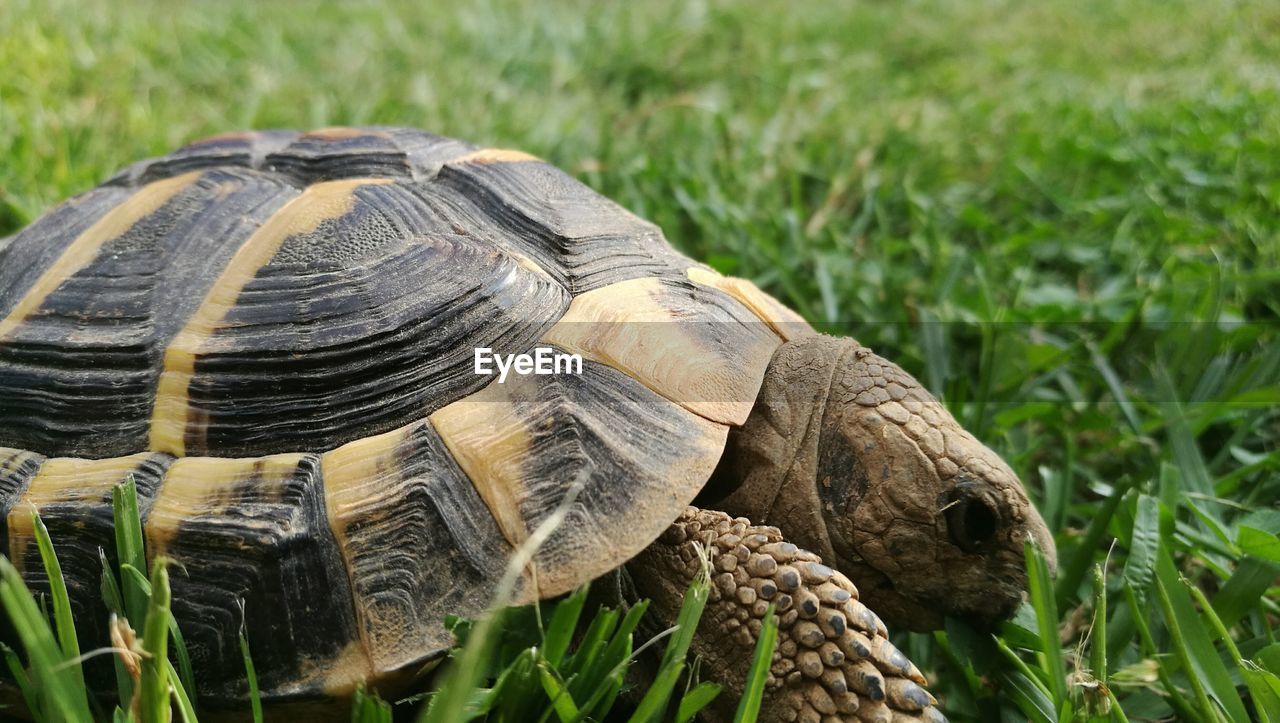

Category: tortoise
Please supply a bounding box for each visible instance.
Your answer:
[0,127,1056,722]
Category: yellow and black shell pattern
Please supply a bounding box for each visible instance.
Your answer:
[0,127,814,705]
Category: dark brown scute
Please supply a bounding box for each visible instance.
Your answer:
[109,128,476,189]
[147,455,363,701]
[0,169,299,459]
[10,453,172,691]
[134,130,301,185]
[184,227,570,457]
[0,186,131,319]
[325,420,517,674]
[425,159,691,293]
[263,127,477,185]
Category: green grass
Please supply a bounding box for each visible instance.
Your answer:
[0,477,191,723]
[1,0,1278,720]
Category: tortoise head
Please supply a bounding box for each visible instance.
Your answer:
[811,343,1056,632]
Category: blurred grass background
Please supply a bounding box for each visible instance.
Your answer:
[2,0,1278,720]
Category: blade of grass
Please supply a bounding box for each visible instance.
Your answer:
[1212,556,1279,628]
[165,658,197,723]
[30,510,84,692]
[538,663,581,722]
[0,556,94,722]
[352,684,393,723]
[1056,480,1130,607]
[1026,539,1068,708]
[1120,493,1160,608]
[990,649,1056,723]
[121,564,152,595]
[239,605,263,723]
[1182,577,1276,723]
[568,602,651,720]
[102,550,136,710]
[627,553,712,723]
[167,611,196,713]
[464,647,532,718]
[593,599,648,684]
[1152,572,1220,721]
[1238,526,1280,563]
[543,584,589,667]
[107,478,198,716]
[591,639,628,718]
[100,549,126,616]
[113,476,149,624]
[732,603,777,723]
[562,611,622,718]
[675,681,720,723]
[1119,581,1197,720]
[490,648,538,721]
[563,605,617,683]
[3,643,38,719]
[1089,564,1107,680]
[930,628,985,707]
[139,560,172,723]
[1088,341,1141,434]
[1156,365,1222,525]
[1154,549,1247,721]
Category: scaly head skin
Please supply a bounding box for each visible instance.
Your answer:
[711,335,1056,632]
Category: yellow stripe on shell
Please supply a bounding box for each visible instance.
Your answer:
[320,424,416,553]
[302,127,385,141]
[316,640,377,697]
[7,453,153,574]
[428,382,535,550]
[147,178,394,456]
[185,131,256,146]
[320,421,476,674]
[0,448,42,478]
[685,266,816,342]
[319,423,417,661]
[144,453,308,554]
[0,172,202,343]
[541,277,782,426]
[451,148,540,165]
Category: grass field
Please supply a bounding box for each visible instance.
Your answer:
[2,0,1278,720]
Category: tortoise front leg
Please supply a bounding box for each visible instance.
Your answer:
[626,507,946,723]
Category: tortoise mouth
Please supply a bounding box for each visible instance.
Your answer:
[954,595,1023,631]
[843,547,1027,633]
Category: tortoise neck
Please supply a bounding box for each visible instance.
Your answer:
[699,335,855,561]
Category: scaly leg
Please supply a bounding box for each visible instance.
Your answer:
[627,507,947,723]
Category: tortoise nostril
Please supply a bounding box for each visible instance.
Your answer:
[945,489,999,553]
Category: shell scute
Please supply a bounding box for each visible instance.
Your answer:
[430,358,729,598]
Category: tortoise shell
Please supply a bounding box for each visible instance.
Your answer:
[0,127,813,704]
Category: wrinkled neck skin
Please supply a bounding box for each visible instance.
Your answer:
[709,334,1055,632]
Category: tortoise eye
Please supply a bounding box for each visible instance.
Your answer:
[944,486,999,552]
